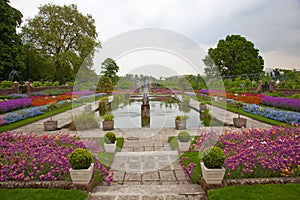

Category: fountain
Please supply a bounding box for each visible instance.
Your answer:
[141,81,150,127]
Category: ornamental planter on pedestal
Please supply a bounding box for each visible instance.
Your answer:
[233,101,247,128]
[200,162,225,184]
[233,117,247,128]
[44,102,58,131]
[175,120,186,130]
[104,132,116,152]
[201,146,225,184]
[175,115,188,130]
[84,104,92,112]
[177,131,190,152]
[70,163,94,185]
[68,148,94,185]
[44,120,58,131]
[102,114,114,131]
[199,103,207,112]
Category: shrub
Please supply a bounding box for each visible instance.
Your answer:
[32,81,43,87]
[203,146,225,169]
[0,81,13,88]
[178,131,190,142]
[53,81,60,86]
[175,115,188,120]
[68,148,93,169]
[70,112,100,131]
[103,113,114,121]
[98,100,107,116]
[43,81,53,86]
[104,132,116,144]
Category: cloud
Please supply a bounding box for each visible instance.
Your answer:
[10,0,300,69]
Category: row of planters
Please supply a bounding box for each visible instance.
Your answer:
[170,126,300,184]
[169,131,225,184]
[0,131,123,185]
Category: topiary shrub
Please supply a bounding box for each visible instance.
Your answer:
[68,148,93,169]
[203,146,225,169]
[178,131,190,142]
[104,132,116,144]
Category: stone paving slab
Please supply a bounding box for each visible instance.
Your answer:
[111,151,178,173]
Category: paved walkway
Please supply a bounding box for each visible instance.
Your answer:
[188,98,272,129]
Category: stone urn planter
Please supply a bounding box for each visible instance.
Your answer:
[201,162,225,184]
[177,131,190,152]
[84,104,92,112]
[102,114,114,131]
[44,102,58,131]
[201,146,225,184]
[233,102,247,128]
[44,120,58,131]
[104,132,116,152]
[70,163,94,185]
[233,117,247,128]
[199,103,207,112]
[68,148,94,185]
[175,115,188,130]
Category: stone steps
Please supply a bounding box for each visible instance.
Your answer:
[87,184,207,200]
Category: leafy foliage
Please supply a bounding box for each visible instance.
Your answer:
[68,148,93,169]
[203,146,225,168]
[0,0,25,80]
[104,132,116,144]
[178,131,190,142]
[21,3,99,82]
[175,115,188,120]
[70,111,100,131]
[101,58,119,85]
[103,113,114,121]
[203,35,264,77]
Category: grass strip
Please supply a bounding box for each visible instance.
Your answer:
[0,188,88,200]
[208,184,300,200]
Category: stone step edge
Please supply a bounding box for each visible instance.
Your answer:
[91,184,205,196]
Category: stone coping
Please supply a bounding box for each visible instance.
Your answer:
[200,177,300,194]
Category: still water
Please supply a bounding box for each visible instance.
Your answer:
[112,100,203,128]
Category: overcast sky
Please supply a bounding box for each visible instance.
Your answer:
[10,0,300,77]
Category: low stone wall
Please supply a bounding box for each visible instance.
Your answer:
[200,177,300,194]
[0,180,94,192]
[29,85,73,95]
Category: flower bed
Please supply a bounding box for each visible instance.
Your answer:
[0,98,32,113]
[0,132,113,185]
[243,104,300,125]
[180,126,300,182]
[262,96,300,112]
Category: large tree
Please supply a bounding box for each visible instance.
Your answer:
[0,0,25,80]
[101,58,119,85]
[21,3,100,82]
[203,35,264,78]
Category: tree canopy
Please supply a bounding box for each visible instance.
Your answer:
[203,35,264,78]
[0,0,25,80]
[21,3,100,82]
[101,58,119,85]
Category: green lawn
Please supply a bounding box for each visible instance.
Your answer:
[179,151,202,184]
[208,184,300,200]
[0,188,88,200]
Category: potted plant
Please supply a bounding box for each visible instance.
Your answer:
[232,102,247,128]
[104,131,116,152]
[177,131,190,152]
[200,146,225,184]
[44,102,58,131]
[199,102,207,112]
[84,104,92,112]
[175,115,188,130]
[69,148,94,185]
[102,113,114,131]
